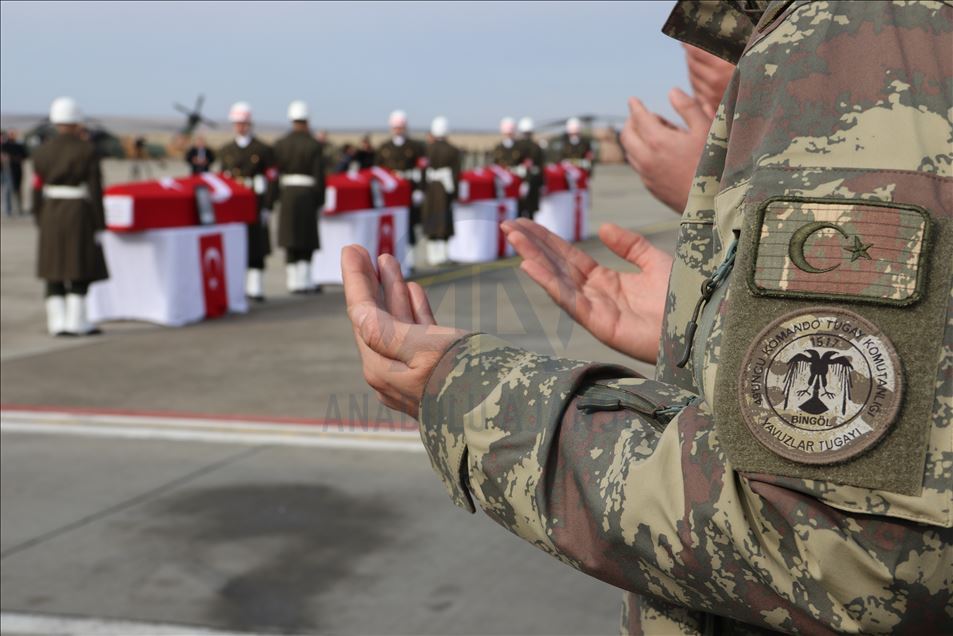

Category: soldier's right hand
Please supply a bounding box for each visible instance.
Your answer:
[502,219,671,364]
[621,90,712,215]
[683,43,735,118]
[342,247,466,419]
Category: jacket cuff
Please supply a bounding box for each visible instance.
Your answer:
[661,0,760,64]
[417,332,488,513]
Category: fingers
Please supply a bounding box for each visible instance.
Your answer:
[622,98,657,172]
[505,224,591,318]
[378,253,414,323]
[505,228,562,284]
[598,224,668,272]
[669,87,711,132]
[342,244,382,316]
[342,244,404,362]
[627,97,667,145]
[407,282,436,326]
[503,218,596,281]
[502,221,562,275]
[518,256,591,320]
[621,133,647,173]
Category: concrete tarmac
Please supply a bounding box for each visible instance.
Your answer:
[1,164,679,634]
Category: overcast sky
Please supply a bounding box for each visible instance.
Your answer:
[1,1,688,130]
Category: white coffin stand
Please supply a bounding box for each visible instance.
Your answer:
[88,223,248,327]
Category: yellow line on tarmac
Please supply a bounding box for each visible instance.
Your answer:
[411,218,681,288]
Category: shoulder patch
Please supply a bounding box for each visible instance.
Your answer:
[749,197,931,306]
[739,307,902,465]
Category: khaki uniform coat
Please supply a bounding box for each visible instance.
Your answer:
[273,130,325,253]
[32,133,108,283]
[377,137,426,241]
[515,137,544,218]
[219,137,275,268]
[491,140,521,168]
[559,134,594,175]
[422,139,461,240]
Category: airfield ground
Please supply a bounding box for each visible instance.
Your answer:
[1,163,678,635]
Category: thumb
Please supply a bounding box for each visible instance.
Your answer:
[599,224,664,271]
[669,87,712,132]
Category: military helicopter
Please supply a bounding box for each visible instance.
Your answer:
[21,115,172,160]
[173,94,217,137]
[23,116,126,158]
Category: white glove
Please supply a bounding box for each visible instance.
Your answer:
[94,230,105,245]
[519,182,530,198]
[412,189,425,206]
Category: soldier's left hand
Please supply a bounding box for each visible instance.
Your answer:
[503,219,671,364]
[342,246,466,419]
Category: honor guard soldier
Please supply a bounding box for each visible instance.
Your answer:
[491,117,521,168]
[273,100,325,294]
[421,116,460,267]
[219,102,276,302]
[32,97,108,336]
[376,110,426,268]
[514,116,544,219]
[559,116,594,175]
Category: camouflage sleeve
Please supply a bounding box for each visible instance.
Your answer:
[419,333,952,633]
[661,0,766,63]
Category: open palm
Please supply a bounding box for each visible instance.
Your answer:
[502,219,672,364]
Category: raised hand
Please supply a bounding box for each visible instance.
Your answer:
[621,88,713,215]
[502,219,672,364]
[683,43,736,118]
[342,247,466,419]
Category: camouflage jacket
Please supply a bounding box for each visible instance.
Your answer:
[418,2,952,634]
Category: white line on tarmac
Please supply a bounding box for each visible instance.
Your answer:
[0,409,424,452]
[1,611,267,635]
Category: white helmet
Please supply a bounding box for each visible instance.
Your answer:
[517,116,534,134]
[287,100,309,121]
[430,116,449,138]
[566,116,582,135]
[49,97,81,125]
[389,109,408,128]
[499,116,516,135]
[228,101,253,123]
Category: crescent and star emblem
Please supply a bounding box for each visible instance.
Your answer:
[788,222,874,274]
[203,247,223,290]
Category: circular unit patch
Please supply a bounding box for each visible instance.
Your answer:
[738,307,903,465]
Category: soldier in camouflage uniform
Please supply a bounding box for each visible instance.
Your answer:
[376,110,427,268]
[491,117,521,168]
[343,1,952,633]
[219,102,276,302]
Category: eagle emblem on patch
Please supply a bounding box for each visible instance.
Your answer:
[738,307,903,464]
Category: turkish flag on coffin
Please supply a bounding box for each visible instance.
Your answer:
[103,173,258,232]
[323,168,411,214]
[199,233,228,318]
